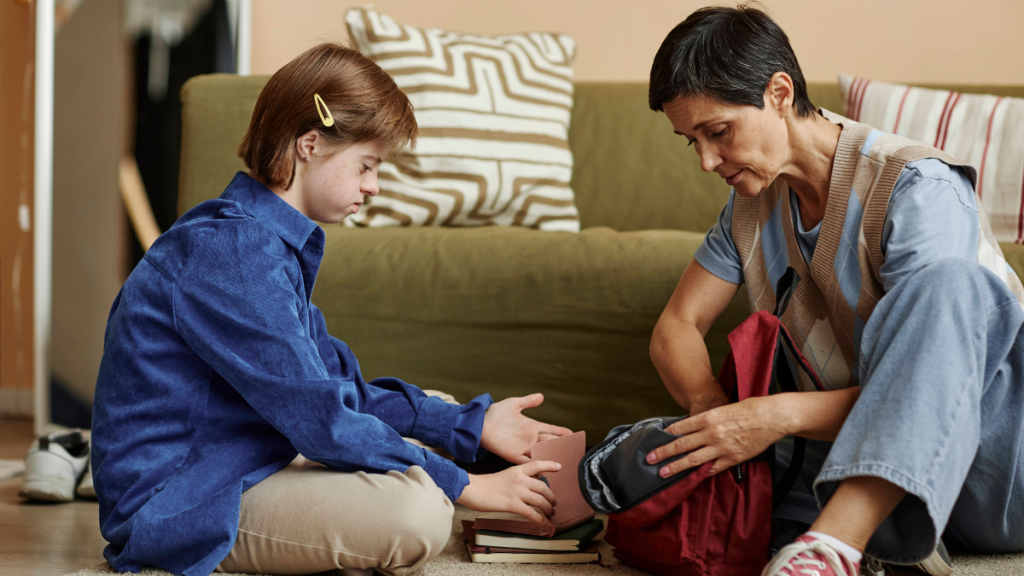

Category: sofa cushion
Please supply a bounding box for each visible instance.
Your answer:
[312,225,749,441]
[563,84,852,234]
[840,74,1024,243]
[566,83,730,234]
[343,8,581,231]
[173,79,848,233]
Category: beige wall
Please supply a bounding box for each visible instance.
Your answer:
[252,0,1024,85]
[51,0,127,406]
[0,1,35,409]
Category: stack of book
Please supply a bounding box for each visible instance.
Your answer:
[463,515,604,564]
[463,431,603,564]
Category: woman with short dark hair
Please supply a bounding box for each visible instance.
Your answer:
[645,6,1024,576]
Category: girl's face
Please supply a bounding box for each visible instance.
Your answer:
[292,135,385,223]
[663,93,788,198]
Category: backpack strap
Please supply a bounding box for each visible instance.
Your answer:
[773,267,800,317]
[771,339,806,511]
[769,267,826,510]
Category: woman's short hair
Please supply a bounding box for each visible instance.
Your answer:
[648,4,814,117]
[239,43,417,190]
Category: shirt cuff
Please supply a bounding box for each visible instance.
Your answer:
[421,450,471,502]
[411,393,493,463]
[446,393,493,463]
[694,243,745,285]
[409,395,462,450]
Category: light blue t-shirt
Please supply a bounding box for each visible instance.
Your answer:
[693,158,981,526]
[694,158,981,291]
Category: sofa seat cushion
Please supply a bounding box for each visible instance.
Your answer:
[312,225,748,441]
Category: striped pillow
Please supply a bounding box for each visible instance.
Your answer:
[344,8,580,232]
[840,74,1024,243]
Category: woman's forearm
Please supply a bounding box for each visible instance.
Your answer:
[650,318,729,415]
[774,386,861,441]
[652,311,862,437]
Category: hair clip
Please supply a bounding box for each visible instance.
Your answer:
[314,93,335,127]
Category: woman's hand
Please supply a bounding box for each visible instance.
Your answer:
[456,460,561,525]
[646,394,790,478]
[480,394,573,464]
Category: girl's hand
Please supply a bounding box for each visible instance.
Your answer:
[455,460,561,525]
[646,394,791,478]
[480,394,573,464]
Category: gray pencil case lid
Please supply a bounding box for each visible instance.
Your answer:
[578,416,697,514]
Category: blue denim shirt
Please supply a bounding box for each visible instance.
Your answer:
[92,172,491,576]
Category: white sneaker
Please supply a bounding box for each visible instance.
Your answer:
[913,540,953,576]
[865,540,953,576]
[18,430,90,502]
[76,455,96,498]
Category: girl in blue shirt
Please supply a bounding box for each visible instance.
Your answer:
[92,43,571,576]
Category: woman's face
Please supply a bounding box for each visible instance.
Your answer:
[296,138,385,223]
[663,94,788,198]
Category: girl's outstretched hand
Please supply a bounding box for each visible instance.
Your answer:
[480,393,573,464]
[455,460,561,525]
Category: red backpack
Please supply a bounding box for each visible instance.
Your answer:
[579,268,824,576]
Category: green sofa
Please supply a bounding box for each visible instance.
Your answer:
[179,77,1024,444]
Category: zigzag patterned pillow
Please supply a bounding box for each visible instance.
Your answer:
[839,74,1024,243]
[344,8,581,232]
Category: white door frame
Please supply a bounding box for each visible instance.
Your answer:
[34,0,55,436]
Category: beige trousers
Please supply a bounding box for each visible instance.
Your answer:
[217,391,459,576]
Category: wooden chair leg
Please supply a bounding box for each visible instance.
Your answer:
[118,156,160,252]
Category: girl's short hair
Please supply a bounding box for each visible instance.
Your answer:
[238,43,417,190]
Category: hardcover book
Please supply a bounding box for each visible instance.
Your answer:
[472,431,594,537]
[462,521,600,564]
[470,519,605,551]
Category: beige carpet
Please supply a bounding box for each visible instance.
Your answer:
[64,506,1024,576]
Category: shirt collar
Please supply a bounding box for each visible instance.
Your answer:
[221,172,322,253]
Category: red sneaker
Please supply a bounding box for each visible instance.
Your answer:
[761,534,859,576]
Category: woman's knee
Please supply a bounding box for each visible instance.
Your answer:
[862,258,1019,357]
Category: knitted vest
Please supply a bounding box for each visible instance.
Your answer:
[731,110,1024,390]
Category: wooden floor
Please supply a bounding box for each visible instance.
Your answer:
[0,417,108,576]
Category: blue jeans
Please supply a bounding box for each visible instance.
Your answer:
[813,259,1024,564]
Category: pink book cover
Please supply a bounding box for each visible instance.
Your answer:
[472,431,593,536]
[471,514,556,537]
